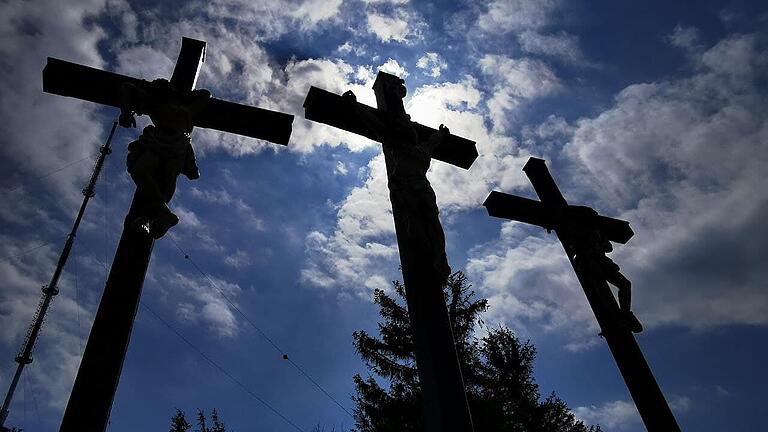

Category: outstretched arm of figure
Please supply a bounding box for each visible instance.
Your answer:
[423,124,450,153]
[119,82,149,128]
[342,90,388,142]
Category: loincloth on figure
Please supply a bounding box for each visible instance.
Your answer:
[126,125,198,178]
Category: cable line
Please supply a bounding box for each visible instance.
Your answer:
[79,246,307,432]
[141,302,306,432]
[168,238,355,419]
[2,154,95,195]
[0,235,67,264]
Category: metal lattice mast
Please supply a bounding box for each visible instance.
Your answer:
[0,122,117,429]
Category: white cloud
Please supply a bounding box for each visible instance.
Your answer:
[176,302,197,323]
[335,161,349,175]
[165,273,241,338]
[103,9,386,158]
[337,41,353,54]
[416,52,448,78]
[405,79,528,209]
[670,395,692,413]
[336,41,359,55]
[202,0,344,38]
[289,0,344,29]
[281,57,381,154]
[479,54,561,132]
[466,223,599,341]
[574,400,641,429]
[378,58,409,78]
[564,33,768,330]
[301,154,400,297]
[0,0,138,418]
[187,186,265,232]
[575,396,691,429]
[175,205,202,229]
[468,32,768,342]
[518,30,584,63]
[366,12,411,43]
[474,0,585,65]
[477,0,558,33]
[715,385,730,397]
[224,250,251,269]
[0,0,119,209]
[0,232,102,412]
[363,3,425,45]
[668,24,702,50]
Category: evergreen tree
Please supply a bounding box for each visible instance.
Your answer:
[168,409,225,432]
[169,409,192,432]
[210,408,227,432]
[196,409,208,432]
[351,271,600,432]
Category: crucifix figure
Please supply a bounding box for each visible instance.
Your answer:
[43,37,293,431]
[483,157,680,432]
[304,72,477,432]
[119,78,210,238]
[559,204,642,332]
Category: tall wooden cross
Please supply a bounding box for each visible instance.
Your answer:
[304,72,477,432]
[43,37,293,431]
[483,157,681,432]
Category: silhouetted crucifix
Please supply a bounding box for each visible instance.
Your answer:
[43,37,293,431]
[483,157,681,432]
[303,72,477,432]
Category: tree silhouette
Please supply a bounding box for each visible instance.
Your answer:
[169,408,192,432]
[210,408,227,432]
[351,271,600,432]
[168,408,225,432]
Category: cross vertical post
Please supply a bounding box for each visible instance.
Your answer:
[42,37,293,432]
[483,157,681,432]
[304,72,477,432]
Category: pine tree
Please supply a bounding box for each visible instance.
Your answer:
[351,271,600,432]
[169,408,192,432]
[196,409,209,432]
[169,409,225,432]
[210,408,227,432]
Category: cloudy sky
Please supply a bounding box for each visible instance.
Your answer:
[1,0,766,430]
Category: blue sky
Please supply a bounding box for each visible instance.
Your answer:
[1,0,767,430]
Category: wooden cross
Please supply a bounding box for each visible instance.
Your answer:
[304,72,477,432]
[483,157,681,432]
[44,37,293,432]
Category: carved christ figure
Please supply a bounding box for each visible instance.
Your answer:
[565,205,643,333]
[341,81,452,284]
[119,78,211,238]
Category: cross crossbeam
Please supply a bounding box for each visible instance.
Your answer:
[304,86,477,169]
[483,191,634,244]
[483,157,680,432]
[43,57,293,144]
